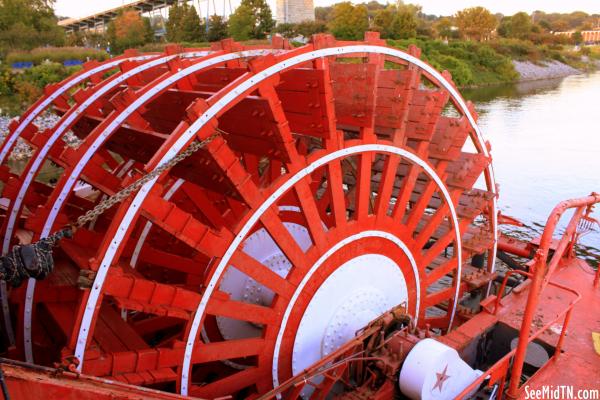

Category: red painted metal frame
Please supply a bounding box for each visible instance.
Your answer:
[0,33,500,398]
[455,193,600,400]
[506,192,600,398]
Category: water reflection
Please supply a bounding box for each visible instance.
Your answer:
[465,72,600,263]
[463,78,564,103]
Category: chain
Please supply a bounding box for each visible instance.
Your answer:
[1,131,224,288]
[53,131,221,240]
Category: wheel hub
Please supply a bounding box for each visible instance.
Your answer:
[292,254,408,375]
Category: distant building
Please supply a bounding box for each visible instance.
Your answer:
[276,0,314,24]
[554,29,600,44]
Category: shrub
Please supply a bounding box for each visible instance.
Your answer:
[14,80,42,105]
[0,66,16,96]
[430,54,473,86]
[8,62,82,105]
[387,38,518,86]
[489,39,540,61]
[6,47,108,66]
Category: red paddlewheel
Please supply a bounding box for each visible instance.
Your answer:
[0,33,497,398]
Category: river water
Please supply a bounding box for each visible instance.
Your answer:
[463,71,600,262]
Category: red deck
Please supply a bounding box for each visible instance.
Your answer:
[507,258,600,394]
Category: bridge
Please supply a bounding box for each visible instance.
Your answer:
[58,0,232,33]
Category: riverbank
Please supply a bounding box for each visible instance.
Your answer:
[388,38,600,88]
[513,60,582,82]
[0,113,79,163]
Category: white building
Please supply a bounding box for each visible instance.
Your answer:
[276,0,314,24]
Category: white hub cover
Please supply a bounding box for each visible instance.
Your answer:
[217,222,312,340]
[292,254,409,379]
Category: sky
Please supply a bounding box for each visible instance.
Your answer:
[54,0,600,19]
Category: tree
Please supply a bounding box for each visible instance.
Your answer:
[167,3,204,42]
[390,9,417,39]
[433,17,456,39]
[228,0,274,40]
[107,10,154,54]
[275,23,297,38]
[572,31,583,44]
[0,0,64,51]
[296,20,327,38]
[396,1,421,17]
[455,7,497,41]
[228,4,255,40]
[373,5,417,40]
[328,2,368,40]
[249,0,275,38]
[498,12,532,39]
[207,15,228,42]
[166,3,183,42]
[180,4,205,42]
[315,6,333,22]
[373,8,395,38]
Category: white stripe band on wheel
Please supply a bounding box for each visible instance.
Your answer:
[0,54,153,348]
[15,51,214,363]
[69,46,495,396]
[27,50,274,363]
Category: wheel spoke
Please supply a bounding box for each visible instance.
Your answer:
[230,251,295,299]
[326,159,347,228]
[375,154,400,217]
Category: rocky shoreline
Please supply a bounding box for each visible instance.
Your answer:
[513,60,582,82]
[0,113,80,162]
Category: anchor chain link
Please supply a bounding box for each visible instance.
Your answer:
[0,132,222,287]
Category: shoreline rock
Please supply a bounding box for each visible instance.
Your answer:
[513,60,582,82]
[0,113,80,162]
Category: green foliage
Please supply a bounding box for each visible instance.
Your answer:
[0,0,65,53]
[297,20,327,38]
[18,62,79,88]
[229,0,274,40]
[0,62,81,104]
[65,32,108,49]
[275,23,297,38]
[433,17,457,39]
[588,46,600,60]
[372,7,394,38]
[180,5,204,42]
[6,47,108,65]
[430,55,472,86]
[498,12,533,40]
[228,4,255,40]
[572,31,583,45]
[166,3,184,42]
[106,10,154,54]
[390,10,417,39]
[167,3,205,42]
[387,38,519,86]
[315,6,333,22]
[275,20,327,39]
[207,15,228,42]
[328,2,368,40]
[533,10,597,33]
[251,0,276,38]
[454,7,497,41]
[372,5,418,40]
[0,65,16,96]
[489,38,551,61]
